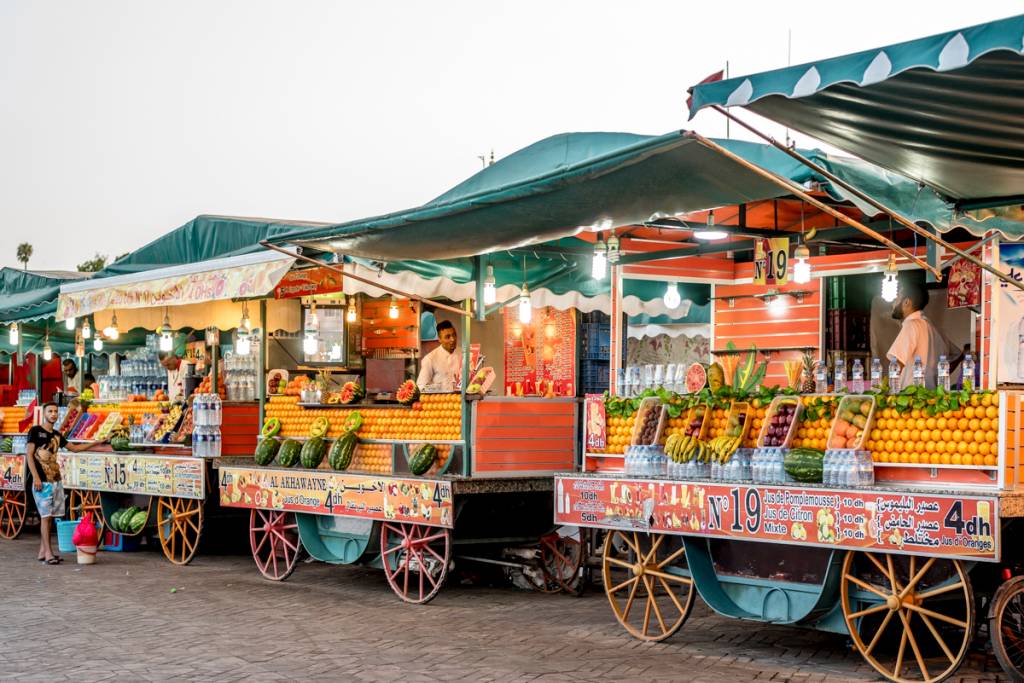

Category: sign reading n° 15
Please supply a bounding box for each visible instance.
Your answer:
[753,238,789,286]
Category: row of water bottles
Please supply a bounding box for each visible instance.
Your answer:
[192,426,222,458]
[193,393,223,427]
[711,449,752,482]
[823,450,874,487]
[624,445,668,476]
[815,353,976,392]
[752,448,787,483]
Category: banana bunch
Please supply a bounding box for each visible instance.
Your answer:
[665,433,705,463]
[707,435,743,464]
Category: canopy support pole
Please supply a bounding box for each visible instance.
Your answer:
[609,263,623,396]
[687,131,941,279]
[707,105,1024,293]
[259,241,472,318]
[258,299,267,429]
[474,256,487,322]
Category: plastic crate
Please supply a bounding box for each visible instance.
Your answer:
[101,530,141,552]
[580,363,609,388]
[56,518,101,554]
[581,323,611,360]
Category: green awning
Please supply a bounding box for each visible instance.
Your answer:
[688,14,1024,206]
[0,269,92,324]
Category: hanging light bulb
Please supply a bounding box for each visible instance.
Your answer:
[606,233,621,264]
[235,325,251,356]
[8,323,18,345]
[388,297,399,319]
[792,243,811,284]
[93,336,103,352]
[43,335,52,361]
[693,209,728,240]
[518,284,532,323]
[881,253,899,302]
[241,302,252,331]
[158,310,173,352]
[64,316,76,331]
[307,302,320,331]
[103,312,120,340]
[81,319,92,339]
[592,237,608,280]
[303,333,318,356]
[346,300,357,323]
[483,265,497,305]
[767,290,788,315]
[663,282,682,309]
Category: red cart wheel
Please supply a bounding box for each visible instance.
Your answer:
[380,522,450,605]
[250,509,300,581]
[0,490,27,539]
[537,527,586,595]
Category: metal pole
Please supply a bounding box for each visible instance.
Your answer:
[688,131,942,279]
[609,264,623,396]
[258,299,267,428]
[475,255,487,322]
[211,336,219,396]
[460,299,472,477]
[708,104,1024,292]
[33,351,42,404]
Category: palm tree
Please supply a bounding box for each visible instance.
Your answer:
[16,243,32,271]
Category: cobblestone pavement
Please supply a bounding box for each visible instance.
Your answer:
[0,536,1011,682]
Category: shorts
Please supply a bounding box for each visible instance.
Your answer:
[32,481,65,519]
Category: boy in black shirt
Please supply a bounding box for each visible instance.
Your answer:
[26,401,105,564]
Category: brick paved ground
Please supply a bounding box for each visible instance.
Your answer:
[0,535,1012,682]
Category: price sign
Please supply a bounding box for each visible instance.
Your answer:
[753,238,789,286]
[584,395,607,451]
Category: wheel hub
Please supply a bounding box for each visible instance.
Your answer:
[885,594,901,611]
[633,563,645,577]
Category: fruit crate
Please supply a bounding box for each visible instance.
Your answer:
[827,395,875,450]
[683,404,711,440]
[581,322,611,360]
[724,401,755,443]
[579,362,609,390]
[757,396,803,449]
[630,397,666,447]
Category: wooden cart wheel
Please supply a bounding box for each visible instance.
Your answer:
[157,496,203,566]
[380,522,451,605]
[601,530,695,642]
[840,551,974,683]
[250,509,300,581]
[537,527,586,595]
[68,489,102,522]
[0,490,27,539]
[989,575,1024,681]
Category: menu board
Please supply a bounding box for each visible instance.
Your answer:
[504,308,576,396]
[1,455,26,492]
[58,453,205,499]
[219,466,454,529]
[555,475,1000,562]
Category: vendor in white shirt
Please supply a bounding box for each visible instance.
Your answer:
[417,321,460,391]
[159,349,191,402]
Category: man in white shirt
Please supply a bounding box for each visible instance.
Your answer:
[887,282,962,389]
[417,321,459,391]
[159,350,191,402]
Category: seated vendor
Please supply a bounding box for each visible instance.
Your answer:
[417,321,459,391]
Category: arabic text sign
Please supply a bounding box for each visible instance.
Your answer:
[57,453,205,499]
[219,466,454,529]
[1,455,26,492]
[554,476,999,562]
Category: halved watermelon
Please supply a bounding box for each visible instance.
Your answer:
[685,363,707,393]
[395,379,420,406]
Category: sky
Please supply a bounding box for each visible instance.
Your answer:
[1,1,1021,270]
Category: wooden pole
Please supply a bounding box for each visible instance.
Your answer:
[709,104,1024,292]
[687,132,942,279]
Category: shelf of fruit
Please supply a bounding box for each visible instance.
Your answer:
[263,393,462,441]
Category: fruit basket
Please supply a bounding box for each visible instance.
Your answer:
[756,396,803,449]
[682,404,711,440]
[630,398,666,447]
[827,395,875,450]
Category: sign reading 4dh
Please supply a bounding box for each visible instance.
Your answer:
[753,237,789,286]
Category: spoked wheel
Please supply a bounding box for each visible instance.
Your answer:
[68,489,102,523]
[537,527,586,595]
[840,551,974,683]
[380,522,451,605]
[249,509,300,581]
[0,490,26,539]
[157,496,203,565]
[989,575,1024,681]
[602,530,695,642]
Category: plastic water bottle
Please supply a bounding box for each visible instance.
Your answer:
[963,354,976,392]
[912,356,925,387]
[859,453,874,486]
[851,359,865,394]
[869,358,882,390]
[834,357,847,393]
[815,361,828,393]
[937,355,951,392]
[888,356,901,392]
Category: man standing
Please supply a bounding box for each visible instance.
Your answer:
[417,320,460,391]
[159,350,190,402]
[25,401,105,564]
[887,282,962,389]
[61,358,80,397]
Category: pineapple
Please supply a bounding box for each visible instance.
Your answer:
[800,349,816,393]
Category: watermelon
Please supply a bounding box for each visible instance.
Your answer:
[409,443,437,476]
[110,510,124,531]
[261,417,282,437]
[254,438,280,466]
[300,437,327,469]
[339,381,365,405]
[276,440,302,467]
[396,379,420,405]
[309,416,329,438]
[685,363,707,393]
[129,510,148,533]
[784,448,825,483]
[328,432,358,471]
[343,411,363,433]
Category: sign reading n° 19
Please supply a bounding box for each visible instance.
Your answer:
[753,238,789,286]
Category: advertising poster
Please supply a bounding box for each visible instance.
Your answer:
[947,259,981,309]
[584,395,607,451]
[1,455,26,492]
[996,241,1024,383]
[503,308,576,396]
[58,453,205,499]
[753,238,789,286]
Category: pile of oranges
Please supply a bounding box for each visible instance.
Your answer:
[598,414,637,454]
[0,406,27,434]
[196,373,226,399]
[866,394,1000,468]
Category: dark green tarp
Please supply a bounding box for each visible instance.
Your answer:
[0,269,91,324]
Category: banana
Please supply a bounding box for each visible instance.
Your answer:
[665,433,679,460]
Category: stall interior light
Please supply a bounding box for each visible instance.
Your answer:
[792,244,811,284]
[240,302,252,331]
[663,282,682,310]
[303,333,318,356]
[693,209,727,240]
[81,319,92,339]
[483,265,498,305]
[518,284,532,324]
[235,323,251,356]
[388,297,399,319]
[346,300,357,322]
[159,310,173,352]
[93,337,104,352]
[8,323,17,345]
[64,316,75,331]
[43,335,52,361]
[767,291,788,315]
[605,233,620,264]
[307,302,320,331]
[591,238,608,280]
[103,312,120,340]
[881,253,899,303]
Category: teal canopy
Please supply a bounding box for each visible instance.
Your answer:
[0,269,91,324]
[688,14,1024,206]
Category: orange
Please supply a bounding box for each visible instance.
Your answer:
[909,429,921,442]
[925,417,937,430]
[951,454,962,466]
[986,406,998,419]
[915,418,927,431]
[909,453,920,464]
[925,441,936,454]
[929,453,941,465]
[979,418,992,432]
[956,441,968,455]
[957,418,969,431]
[910,409,922,419]
[936,417,947,431]
[968,442,979,455]
[941,429,953,442]
[935,441,947,454]
[964,406,975,420]
[987,431,998,443]
[940,454,951,465]
[984,454,997,467]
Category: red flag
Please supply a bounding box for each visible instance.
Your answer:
[686,69,725,112]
